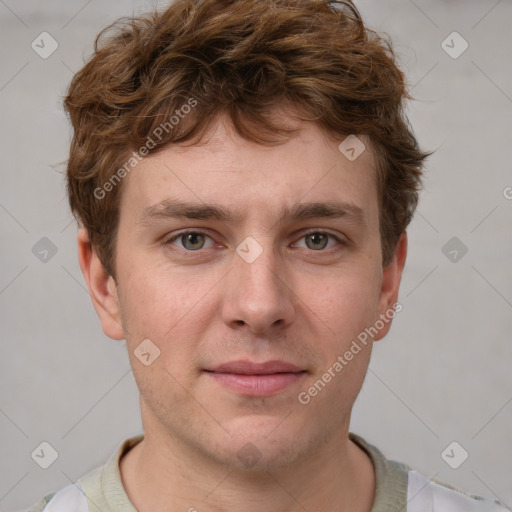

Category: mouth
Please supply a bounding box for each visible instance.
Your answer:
[203,360,307,396]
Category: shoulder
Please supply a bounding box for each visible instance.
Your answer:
[24,483,89,512]
[407,469,511,512]
[24,493,54,512]
[349,432,511,512]
[24,435,142,512]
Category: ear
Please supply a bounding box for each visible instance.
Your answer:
[373,232,407,341]
[77,228,124,340]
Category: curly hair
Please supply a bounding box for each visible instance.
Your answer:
[64,0,431,277]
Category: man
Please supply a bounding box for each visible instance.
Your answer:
[27,0,511,511]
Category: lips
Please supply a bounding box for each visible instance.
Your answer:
[204,360,307,396]
[207,360,304,375]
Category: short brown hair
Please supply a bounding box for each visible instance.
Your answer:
[64,0,431,277]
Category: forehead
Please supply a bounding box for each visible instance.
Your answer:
[119,116,379,228]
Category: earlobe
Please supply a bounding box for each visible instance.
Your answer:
[373,232,408,341]
[77,228,125,340]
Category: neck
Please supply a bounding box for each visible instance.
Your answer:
[119,424,375,512]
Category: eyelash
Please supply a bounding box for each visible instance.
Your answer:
[164,229,346,253]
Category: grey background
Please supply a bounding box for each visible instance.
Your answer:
[1,0,511,510]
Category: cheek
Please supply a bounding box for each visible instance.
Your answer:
[117,258,212,335]
[300,264,382,347]
[297,271,380,413]
[116,264,217,383]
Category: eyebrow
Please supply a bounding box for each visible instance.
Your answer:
[139,198,365,227]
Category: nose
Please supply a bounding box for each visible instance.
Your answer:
[221,242,296,334]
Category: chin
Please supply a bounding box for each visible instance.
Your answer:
[210,420,311,472]
[227,440,304,473]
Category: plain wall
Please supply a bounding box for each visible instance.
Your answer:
[0,0,511,510]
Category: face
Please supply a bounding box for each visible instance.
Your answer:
[82,113,405,471]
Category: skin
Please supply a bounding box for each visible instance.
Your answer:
[78,112,407,512]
